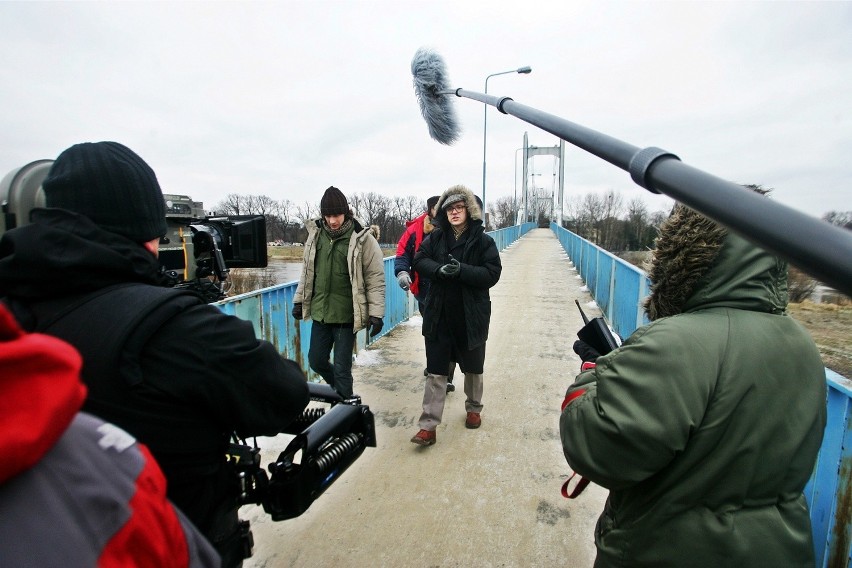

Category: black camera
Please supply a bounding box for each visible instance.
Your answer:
[0,161,268,304]
[160,194,267,302]
[228,382,377,522]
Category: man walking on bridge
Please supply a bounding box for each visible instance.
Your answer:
[292,186,385,399]
[410,185,502,446]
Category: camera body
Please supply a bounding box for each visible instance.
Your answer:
[160,194,267,301]
[0,161,267,302]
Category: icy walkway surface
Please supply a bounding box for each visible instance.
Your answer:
[243,228,607,568]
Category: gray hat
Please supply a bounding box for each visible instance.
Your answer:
[441,193,466,210]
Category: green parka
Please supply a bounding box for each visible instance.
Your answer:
[560,202,826,567]
[294,217,385,333]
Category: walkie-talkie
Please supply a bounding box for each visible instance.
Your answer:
[574,300,620,355]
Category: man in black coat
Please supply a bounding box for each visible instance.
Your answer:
[410,185,502,446]
[0,141,310,567]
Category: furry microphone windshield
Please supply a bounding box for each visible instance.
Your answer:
[411,48,460,145]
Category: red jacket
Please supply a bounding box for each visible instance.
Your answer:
[394,211,435,298]
[0,304,218,568]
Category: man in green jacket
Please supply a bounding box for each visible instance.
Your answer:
[292,186,385,398]
[560,189,826,567]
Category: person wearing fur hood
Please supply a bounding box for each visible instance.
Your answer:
[293,186,385,399]
[410,184,502,446]
[560,188,827,567]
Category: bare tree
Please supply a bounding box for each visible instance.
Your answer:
[488,196,516,229]
[788,266,818,303]
[295,201,316,225]
[394,195,421,224]
[598,190,624,250]
[577,193,605,241]
[347,193,362,220]
[266,198,293,243]
[624,198,649,250]
[214,193,246,215]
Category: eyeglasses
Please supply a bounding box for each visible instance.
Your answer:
[447,204,467,214]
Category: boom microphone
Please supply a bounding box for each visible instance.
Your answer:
[410,48,852,297]
[411,48,460,145]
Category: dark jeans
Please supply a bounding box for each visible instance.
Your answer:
[308,321,356,397]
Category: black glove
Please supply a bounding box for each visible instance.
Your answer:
[368,316,384,337]
[437,255,461,279]
[573,339,600,363]
[292,302,303,320]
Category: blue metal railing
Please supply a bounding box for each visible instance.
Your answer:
[551,222,851,567]
[217,222,535,382]
[552,223,648,339]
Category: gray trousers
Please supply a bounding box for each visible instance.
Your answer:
[418,372,484,431]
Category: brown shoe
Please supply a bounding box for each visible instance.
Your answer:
[410,429,436,446]
[465,412,481,429]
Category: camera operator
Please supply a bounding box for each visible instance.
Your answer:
[0,141,310,567]
[559,189,827,567]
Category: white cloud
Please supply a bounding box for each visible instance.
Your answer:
[1,0,849,220]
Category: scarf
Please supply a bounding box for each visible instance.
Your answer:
[451,221,469,240]
[323,217,353,240]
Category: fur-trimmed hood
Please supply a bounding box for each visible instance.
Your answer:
[434,185,482,230]
[644,198,788,321]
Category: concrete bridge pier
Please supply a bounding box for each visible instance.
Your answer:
[242,228,608,567]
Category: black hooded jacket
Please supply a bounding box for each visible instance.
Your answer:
[414,186,502,349]
[0,208,310,545]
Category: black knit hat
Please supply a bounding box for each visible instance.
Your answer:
[427,195,440,212]
[320,186,349,216]
[41,141,167,242]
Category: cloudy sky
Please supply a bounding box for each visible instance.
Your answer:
[1,1,849,221]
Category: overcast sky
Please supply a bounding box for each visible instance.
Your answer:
[1,1,849,221]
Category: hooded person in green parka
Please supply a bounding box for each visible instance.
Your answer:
[560,187,827,567]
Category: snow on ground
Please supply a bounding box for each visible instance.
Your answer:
[400,315,422,327]
[354,348,383,366]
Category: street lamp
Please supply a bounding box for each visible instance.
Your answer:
[482,65,531,215]
[514,147,523,225]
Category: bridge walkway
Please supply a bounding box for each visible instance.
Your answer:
[243,228,608,567]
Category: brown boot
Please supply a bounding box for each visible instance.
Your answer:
[410,429,436,446]
[465,412,481,429]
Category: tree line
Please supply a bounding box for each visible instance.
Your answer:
[212,189,669,250]
[213,191,849,256]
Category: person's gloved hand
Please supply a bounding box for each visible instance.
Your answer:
[292,302,303,320]
[368,316,384,337]
[397,271,412,291]
[437,255,461,279]
[573,340,600,363]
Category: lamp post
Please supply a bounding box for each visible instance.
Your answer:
[528,172,542,224]
[513,147,522,226]
[482,65,531,215]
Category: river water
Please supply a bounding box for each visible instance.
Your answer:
[265,259,302,285]
[227,259,302,295]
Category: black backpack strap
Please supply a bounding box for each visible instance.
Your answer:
[24,283,203,386]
